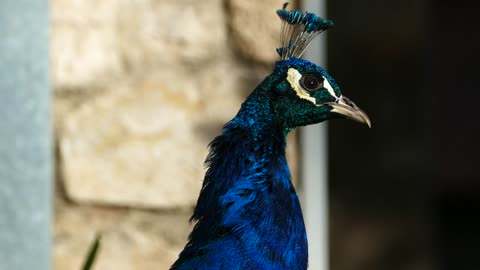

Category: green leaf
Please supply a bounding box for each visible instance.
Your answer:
[82,233,102,270]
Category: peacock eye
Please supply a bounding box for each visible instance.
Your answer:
[300,75,323,91]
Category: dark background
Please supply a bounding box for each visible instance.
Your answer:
[327,0,480,269]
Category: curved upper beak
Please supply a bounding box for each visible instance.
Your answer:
[330,96,371,128]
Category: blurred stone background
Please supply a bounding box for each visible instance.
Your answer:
[51,0,299,269]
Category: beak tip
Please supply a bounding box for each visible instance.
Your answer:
[364,117,372,128]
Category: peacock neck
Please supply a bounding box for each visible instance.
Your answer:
[186,91,308,269]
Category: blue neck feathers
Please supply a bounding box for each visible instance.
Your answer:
[171,79,308,270]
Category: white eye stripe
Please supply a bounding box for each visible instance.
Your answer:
[322,77,339,99]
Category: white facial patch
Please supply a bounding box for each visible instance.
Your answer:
[286,68,340,106]
[286,68,316,104]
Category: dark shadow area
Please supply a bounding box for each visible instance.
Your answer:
[327,0,479,269]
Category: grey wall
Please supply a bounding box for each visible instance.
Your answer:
[0,0,52,269]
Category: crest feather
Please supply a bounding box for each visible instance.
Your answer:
[276,3,334,60]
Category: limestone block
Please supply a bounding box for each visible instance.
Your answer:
[50,0,122,90]
[227,0,297,64]
[117,0,227,70]
[60,81,203,208]
[50,0,118,23]
[58,60,254,208]
[50,0,227,91]
[53,203,192,270]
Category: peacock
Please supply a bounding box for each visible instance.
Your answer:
[171,4,370,270]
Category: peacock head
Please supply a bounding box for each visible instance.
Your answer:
[267,4,370,130]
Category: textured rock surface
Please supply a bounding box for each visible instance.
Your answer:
[117,0,227,71]
[227,0,296,64]
[58,60,260,208]
[50,0,227,91]
[53,200,192,270]
[50,0,122,90]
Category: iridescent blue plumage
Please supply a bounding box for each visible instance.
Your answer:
[171,5,370,270]
[172,58,310,270]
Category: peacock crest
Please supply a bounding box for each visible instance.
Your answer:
[276,2,334,60]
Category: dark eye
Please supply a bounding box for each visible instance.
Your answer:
[300,75,323,91]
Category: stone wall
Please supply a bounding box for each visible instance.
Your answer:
[51,0,298,268]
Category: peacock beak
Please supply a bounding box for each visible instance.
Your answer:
[330,96,371,128]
